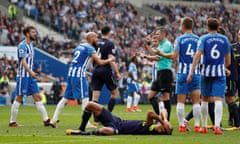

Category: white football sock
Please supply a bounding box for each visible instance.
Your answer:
[51,98,68,123]
[158,101,165,113]
[214,101,223,128]
[193,103,201,127]
[176,102,185,126]
[10,101,21,123]
[127,96,132,108]
[82,98,89,111]
[201,101,208,128]
[35,101,49,121]
[133,93,140,107]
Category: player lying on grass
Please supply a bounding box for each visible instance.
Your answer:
[66,102,173,135]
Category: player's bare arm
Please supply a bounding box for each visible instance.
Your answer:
[142,54,160,61]
[108,54,121,80]
[155,50,179,60]
[92,53,113,66]
[20,58,37,79]
[145,111,160,126]
[137,52,160,61]
[187,50,202,83]
[225,53,231,76]
[225,53,231,68]
[143,43,157,55]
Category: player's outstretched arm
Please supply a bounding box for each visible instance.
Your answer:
[138,52,160,61]
[155,50,178,60]
[92,53,113,66]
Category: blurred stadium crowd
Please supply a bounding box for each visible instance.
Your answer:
[0,0,240,104]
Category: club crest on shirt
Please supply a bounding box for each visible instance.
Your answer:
[19,49,24,54]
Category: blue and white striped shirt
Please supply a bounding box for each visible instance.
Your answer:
[174,33,200,75]
[128,62,138,81]
[17,40,34,78]
[67,43,96,78]
[198,33,231,77]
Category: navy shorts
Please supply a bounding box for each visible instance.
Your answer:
[151,69,173,93]
[97,108,121,131]
[92,70,117,91]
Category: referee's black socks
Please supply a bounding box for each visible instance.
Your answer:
[164,100,171,121]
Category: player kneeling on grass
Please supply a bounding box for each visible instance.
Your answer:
[66,102,173,135]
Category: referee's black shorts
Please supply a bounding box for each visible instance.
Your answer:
[151,69,173,93]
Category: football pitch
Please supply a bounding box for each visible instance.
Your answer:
[0,104,239,144]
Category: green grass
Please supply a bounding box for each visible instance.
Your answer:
[0,104,239,144]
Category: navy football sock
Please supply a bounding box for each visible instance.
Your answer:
[238,103,240,115]
[79,110,92,131]
[229,102,240,127]
[228,103,234,126]
[185,109,193,121]
[208,102,215,125]
[108,98,116,112]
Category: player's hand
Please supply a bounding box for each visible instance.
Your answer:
[225,69,231,76]
[109,57,115,63]
[30,71,38,79]
[186,73,193,83]
[162,120,173,135]
[116,72,121,80]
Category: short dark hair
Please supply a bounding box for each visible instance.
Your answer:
[101,26,111,35]
[23,26,35,36]
[217,27,226,35]
[182,17,193,30]
[207,18,219,30]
